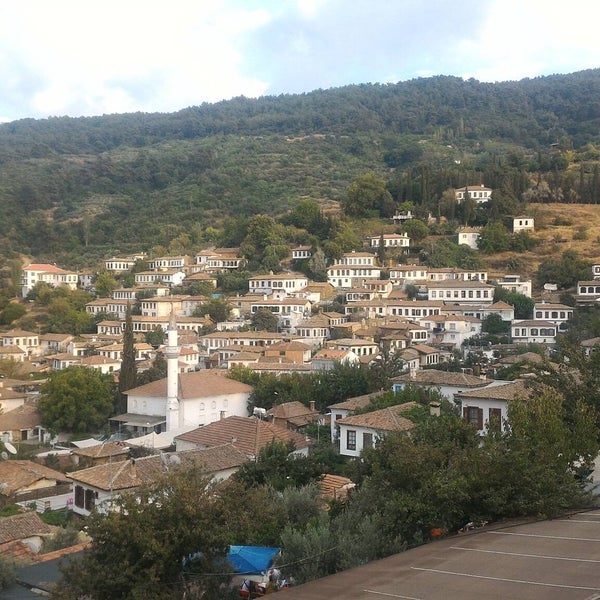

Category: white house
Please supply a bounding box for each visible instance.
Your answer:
[248,272,309,296]
[67,445,249,516]
[367,233,410,250]
[512,216,535,233]
[337,402,416,457]
[116,370,253,435]
[455,379,530,435]
[576,281,600,304]
[291,246,313,260]
[495,275,532,298]
[511,320,557,345]
[454,184,492,204]
[21,264,78,298]
[392,369,491,401]
[427,280,495,305]
[533,302,574,332]
[388,264,428,284]
[419,314,482,349]
[328,391,387,441]
[457,227,481,249]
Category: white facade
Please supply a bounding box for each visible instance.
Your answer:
[495,275,532,298]
[511,320,557,345]
[455,185,492,204]
[21,264,78,298]
[457,228,481,249]
[367,233,410,249]
[512,216,535,233]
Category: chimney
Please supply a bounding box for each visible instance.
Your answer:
[129,458,137,479]
[429,402,441,417]
[309,400,316,412]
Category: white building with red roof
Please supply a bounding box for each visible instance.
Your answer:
[21,263,78,297]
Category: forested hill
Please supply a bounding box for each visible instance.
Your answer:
[2,68,600,264]
[4,69,600,156]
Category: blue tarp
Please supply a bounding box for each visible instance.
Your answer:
[227,546,280,574]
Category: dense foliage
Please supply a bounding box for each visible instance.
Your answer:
[4,70,600,264]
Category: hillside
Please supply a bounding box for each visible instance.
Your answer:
[2,70,600,264]
[483,204,600,281]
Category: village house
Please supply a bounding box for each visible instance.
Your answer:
[310,348,360,371]
[327,251,382,288]
[104,255,145,273]
[194,248,246,272]
[337,403,416,457]
[0,330,40,358]
[249,297,312,332]
[456,227,481,249]
[392,369,490,401]
[326,338,380,358]
[263,340,312,364]
[134,269,186,287]
[454,184,492,204]
[344,299,387,320]
[0,461,71,507]
[575,280,600,304]
[455,379,530,435]
[388,264,428,285]
[441,300,515,322]
[512,216,535,233]
[111,287,146,302]
[198,331,288,355]
[291,245,313,260]
[70,441,130,468]
[266,400,320,431]
[419,314,482,350]
[427,279,495,305]
[140,296,185,318]
[67,445,249,516]
[248,272,309,296]
[328,391,387,440]
[367,233,410,250]
[78,355,122,374]
[21,264,78,298]
[0,404,47,443]
[39,333,74,355]
[427,268,488,282]
[533,302,574,331]
[391,210,414,225]
[384,299,444,319]
[174,416,311,458]
[511,319,558,345]
[147,255,190,271]
[494,274,532,298]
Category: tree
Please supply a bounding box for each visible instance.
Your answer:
[39,367,114,434]
[251,308,279,332]
[117,304,137,414]
[342,173,394,218]
[94,272,119,298]
[536,250,591,289]
[234,441,324,491]
[53,468,236,600]
[401,219,429,242]
[477,222,511,253]
[195,298,231,323]
[494,287,535,320]
[0,303,26,325]
[145,325,165,348]
[136,353,168,386]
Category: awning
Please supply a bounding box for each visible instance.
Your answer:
[227,546,280,574]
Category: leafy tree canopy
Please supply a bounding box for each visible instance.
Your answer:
[39,367,114,434]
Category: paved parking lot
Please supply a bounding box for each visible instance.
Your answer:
[279,510,600,599]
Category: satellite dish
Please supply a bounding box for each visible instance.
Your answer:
[4,442,16,455]
[0,452,8,461]
[170,455,181,465]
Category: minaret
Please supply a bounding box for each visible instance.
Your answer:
[165,308,180,431]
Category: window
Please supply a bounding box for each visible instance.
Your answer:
[489,408,502,429]
[363,432,373,449]
[75,485,84,508]
[464,406,483,430]
[347,430,357,451]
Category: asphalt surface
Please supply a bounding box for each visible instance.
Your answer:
[277,511,600,600]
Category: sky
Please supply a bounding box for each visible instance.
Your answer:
[2,0,600,122]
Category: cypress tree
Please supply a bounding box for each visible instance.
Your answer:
[118,303,137,414]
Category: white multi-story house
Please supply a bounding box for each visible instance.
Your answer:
[326,338,380,359]
[327,262,382,288]
[21,264,79,297]
[291,246,313,260]
[592,264,600,280]
[454,184,492,204]
[0,330,40,357]
[576,281,600,304]
[427,268,488,282]
[367,233,410,250]
[533,302,573,331]
[384,299,444,319]
[248,272,309,296]
[392,369,491,401]
[388,264,428,284]
[134,270,186,287]
[511,320,557,345]
[249,298,311,332]
[495,275,532,298]
[194,248,245,272]
[512,216,534,233]
[457,227,481,249]
[104,256,142,273]
[140,297,185,318]
[148,256,190,271]
[427,280,495,305]
[419,314,482,349]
